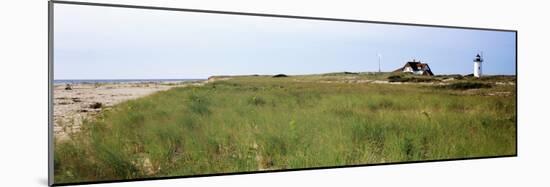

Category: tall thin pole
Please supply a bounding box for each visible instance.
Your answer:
[378,53,382,73]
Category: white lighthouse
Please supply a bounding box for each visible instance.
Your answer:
[473,53,483,78]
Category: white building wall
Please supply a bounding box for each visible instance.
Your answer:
[474,61,482,77]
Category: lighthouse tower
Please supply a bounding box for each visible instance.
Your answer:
[473,53,483,78]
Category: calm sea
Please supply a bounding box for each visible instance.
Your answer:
[53,79,205,85]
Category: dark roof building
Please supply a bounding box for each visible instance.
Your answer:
[393,60,434,76]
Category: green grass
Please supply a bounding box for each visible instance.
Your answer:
[54,75,516,183]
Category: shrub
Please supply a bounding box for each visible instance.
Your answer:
[272,74,288,78]
[407,77,439,83]
[387,75,439,83]
[343,71,359,75]
[444,82,492,90]
[387,75,403,82]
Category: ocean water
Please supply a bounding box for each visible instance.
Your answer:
[53,79,205,85]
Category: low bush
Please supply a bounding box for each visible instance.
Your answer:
[388,75,440,83]
[443,82,492,90]
[272,74,288,78]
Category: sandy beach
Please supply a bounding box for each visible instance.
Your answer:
[53,81,204,141]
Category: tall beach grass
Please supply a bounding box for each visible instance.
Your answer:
[54,76,516,183]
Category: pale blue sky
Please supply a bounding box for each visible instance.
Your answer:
[54,4,516,80]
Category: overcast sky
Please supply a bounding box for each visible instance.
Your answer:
[54,4,516,80]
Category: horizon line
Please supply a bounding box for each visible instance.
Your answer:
[53,72,517,80]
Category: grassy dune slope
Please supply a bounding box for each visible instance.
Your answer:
[54,75,516,183]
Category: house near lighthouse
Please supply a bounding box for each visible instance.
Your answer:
[393,59,434,76]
